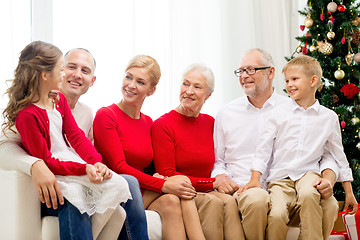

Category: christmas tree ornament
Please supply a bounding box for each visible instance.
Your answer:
[357,142,360,151]
[304,13,314,28]
[332,94,340,104]
[327,1,337,13]
[334,68,345,79]
[318,40,333,55]
[349,29,360,45]
[351,117,360,125]
[296,45,302,53]
[300,25,305,31]
[338,4,346,12]
[341,121,346,129]
[310,45,317,52]
[354,53,360,63]
[327,31,335,40]
[353,15,360,26]
[345,53,353,65]
[320,6,325,21]
[340,83,360,99]
[342,37,346,44]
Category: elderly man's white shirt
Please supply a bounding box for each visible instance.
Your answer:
[252,99,352,183]
[211,92,289,186]
[0,101,93,175]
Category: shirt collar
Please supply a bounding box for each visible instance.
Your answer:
[290,99,320,112]
[245,89,278,110]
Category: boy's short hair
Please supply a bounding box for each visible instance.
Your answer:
[282,55,323,87]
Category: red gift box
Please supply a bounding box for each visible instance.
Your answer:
[340,206,360,240]
[330,230,349,240]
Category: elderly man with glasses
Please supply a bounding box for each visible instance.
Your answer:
[211,48,339,240]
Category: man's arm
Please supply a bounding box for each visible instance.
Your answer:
[0,131,63,208]
[313,168,336,200]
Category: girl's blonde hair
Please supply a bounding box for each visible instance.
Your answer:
[125,55,161,86]
[2,41,62,134]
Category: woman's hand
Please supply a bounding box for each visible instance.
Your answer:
[94,162,112,181]
[161,175,196,199]
[86,164,102,184]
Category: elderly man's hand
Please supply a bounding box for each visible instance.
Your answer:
[31,160,64,209]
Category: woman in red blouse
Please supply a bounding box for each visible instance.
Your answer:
[152,64,245,240]
[93,55,197,240]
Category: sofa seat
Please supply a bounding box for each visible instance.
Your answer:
[1,168,302,240]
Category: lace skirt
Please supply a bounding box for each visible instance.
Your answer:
[56,172,132,216]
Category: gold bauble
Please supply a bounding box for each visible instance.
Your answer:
[357,142,360,151]
[296,45,302,53]
[310,45,317,52]
[327,31,335,40]
[334,69,345,79]
[354,53,360,63]
[345,53,354,65]
[318,41,333,55]
[304,17,314,28]
[351,117,360,125]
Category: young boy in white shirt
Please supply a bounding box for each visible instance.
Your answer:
[244,55,358,240]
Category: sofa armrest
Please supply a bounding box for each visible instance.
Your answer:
[0,169,41,240]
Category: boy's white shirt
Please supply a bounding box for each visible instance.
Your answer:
[251,99,353,183]
[0,101,93,175]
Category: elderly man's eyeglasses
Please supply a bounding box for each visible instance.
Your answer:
[234,67,270,77]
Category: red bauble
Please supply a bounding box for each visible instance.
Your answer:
[320,14,324,21]
[341,121,346,129]
[338,4,346,12]
[300,25,305,31]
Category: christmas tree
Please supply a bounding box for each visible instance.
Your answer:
[290,0,360,201]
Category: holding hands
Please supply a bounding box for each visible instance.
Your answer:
[86,162,112,184]
[214,174,239,194]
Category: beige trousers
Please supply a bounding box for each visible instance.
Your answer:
[210,191,245,240]
[267,172,338,240]
[195,191,245,240]
[234,188,270,240]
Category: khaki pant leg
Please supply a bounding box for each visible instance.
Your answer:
[235,188,270,240]
[295,172,323,240]
[210,191,245,240]
[267,179,297,240]
[195,192,224,240]
[321,195,339,240]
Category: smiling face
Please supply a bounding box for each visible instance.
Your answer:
[61,49,96,100]
[239,51,273,98]
[284,66,318,107]
[47,57,65,91]
[178,69,211,116]
[122,67,156,106]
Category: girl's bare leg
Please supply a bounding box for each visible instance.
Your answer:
[181,198,206,240]
[143,190,187,240]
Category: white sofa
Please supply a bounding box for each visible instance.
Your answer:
[0,168,305,240]
[0,168,162,240]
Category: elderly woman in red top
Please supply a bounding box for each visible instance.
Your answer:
[93,55,199,240]
[151,64,245,240]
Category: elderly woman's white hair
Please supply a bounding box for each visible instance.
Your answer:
[182,63,215,94]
